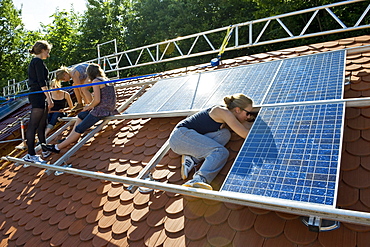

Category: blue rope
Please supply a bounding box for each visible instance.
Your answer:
[3,73,159,103]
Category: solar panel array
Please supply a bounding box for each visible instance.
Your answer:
[124,50,346,207]
[125,50,345,115]
[221,103,345,206]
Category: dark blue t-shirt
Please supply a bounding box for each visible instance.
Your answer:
[177,107,223,134]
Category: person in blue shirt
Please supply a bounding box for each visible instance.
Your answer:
[24,40,53,163]
[169,93,255,190]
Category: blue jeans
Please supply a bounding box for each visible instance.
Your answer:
[48,112,66,127]
[75,111,102,134]
[169,127,231,183]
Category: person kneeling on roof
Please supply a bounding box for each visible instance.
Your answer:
[169,93,255,190]
[42,63,118,153]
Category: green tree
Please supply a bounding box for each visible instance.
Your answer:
[0,0,29,89]
[42,8,82,71]
[77,0,130,64]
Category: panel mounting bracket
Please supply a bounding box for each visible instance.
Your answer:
[301,216,340,232]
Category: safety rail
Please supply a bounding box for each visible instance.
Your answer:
[3,0,369,97]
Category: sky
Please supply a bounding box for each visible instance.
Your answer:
[12,0,87,31]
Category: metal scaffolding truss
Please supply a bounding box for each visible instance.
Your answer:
[100,0,370,73]
[3,0,370,97]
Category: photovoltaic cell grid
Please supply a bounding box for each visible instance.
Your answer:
[125,59,282,114]
[125,74,195,114]
[158,69,230,112]
[202,60,282,107]
[221,103,345,206]
[262,50,345,104]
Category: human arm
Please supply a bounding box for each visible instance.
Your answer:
[83,83,101,111]
[41,86,53,109]
[71,71,83,85]
[64,91,74,110]
[210,106,250,138]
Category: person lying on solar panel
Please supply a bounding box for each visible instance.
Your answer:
[42,63,118,154]
[169,93,256,190]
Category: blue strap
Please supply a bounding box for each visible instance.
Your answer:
[5,73,159,99]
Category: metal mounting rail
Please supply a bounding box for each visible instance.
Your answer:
[53,85,148,166]
[3,156,370,226]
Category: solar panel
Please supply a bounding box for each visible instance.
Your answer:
[202,60,282,107]
[221,103,345,206]
[158,69,230,112]
[125,74,197,114]
[262,50,345,104]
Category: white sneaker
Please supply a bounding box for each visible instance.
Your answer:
[182,176,213,190]
[181,155,196,180]
[23,154,45,167]
[42,151,51,158]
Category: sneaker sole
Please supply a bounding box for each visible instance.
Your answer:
[181,156,187,180]
[182,183,193,188]
[193,182,213,190]
[181,155,192,180]
[42,152,51,158]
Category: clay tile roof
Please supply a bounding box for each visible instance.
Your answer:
[2,34,370,246]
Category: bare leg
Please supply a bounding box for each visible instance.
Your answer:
[80,86,92,104]
[56,118,83,149]
[73,86,83,105]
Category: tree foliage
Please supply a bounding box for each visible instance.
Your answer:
[0,0,28,89]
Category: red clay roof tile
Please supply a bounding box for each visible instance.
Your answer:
[227,207,256,231]
[112,216,131,235]
[234,228,264,247]
[79,223,98,241]
[346,138,370,156]
[184,217,210,240]
[127,220,150,242]
[116,202,135,218]
[285,218,317,245]
[342,166,370,189]
[254,212,285,238]
[165,197,185,215]
[264,234,296,247]
[98,212,117,229]
[92,229,113,247]
[146,208,167,227]
[75,204,93,219]
[207,221,235,246]
[86,209,104,224]
[337,181,359,207]
[131,206,150,222]
[204,203,230,225]
[103,198,121,214]
[340,151,360,171]
[2,34,370,247]
[318,224,356,247]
